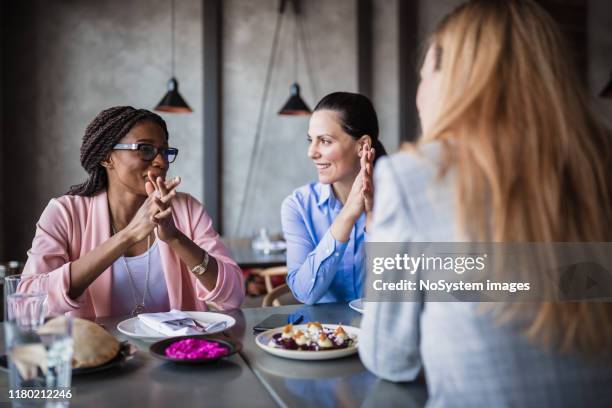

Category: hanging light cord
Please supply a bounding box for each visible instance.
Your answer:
[171,0,176,77]
[235,6,286,236]
[293,8,298,82]
[298,16,319,101]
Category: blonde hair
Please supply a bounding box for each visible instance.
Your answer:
[411,0,612,354]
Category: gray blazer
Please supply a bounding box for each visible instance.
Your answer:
[358,143,612,407]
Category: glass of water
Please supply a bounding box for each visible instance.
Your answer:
[5,292,73,395]
[4,274,50,320]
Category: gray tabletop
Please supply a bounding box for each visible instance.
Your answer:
[1,304,427,407]
[240,303,427,408]
[0,308,276,407]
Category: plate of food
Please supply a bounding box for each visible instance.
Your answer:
[1,317,137,376]
[255,322,359,360]
[149,335,241,365]
[117,311,235,342]
[348,298,364,314]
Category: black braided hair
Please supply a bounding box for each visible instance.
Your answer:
[313,92,387,164]
[67,106,169,196]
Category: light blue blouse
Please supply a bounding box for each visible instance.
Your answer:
[281,182,366,304]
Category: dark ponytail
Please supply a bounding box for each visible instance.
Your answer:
[313,92,387,164]
[67,106,169,196]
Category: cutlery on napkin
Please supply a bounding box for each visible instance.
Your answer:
[137,310,224,336]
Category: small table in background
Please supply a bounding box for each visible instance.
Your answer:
[222,237,286,269]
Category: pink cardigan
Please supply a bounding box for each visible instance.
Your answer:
[21,191,244,318]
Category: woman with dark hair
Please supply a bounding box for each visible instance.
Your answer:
[281,92,387,305]
[21,106,244,318]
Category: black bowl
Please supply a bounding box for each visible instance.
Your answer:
[149,335,241,365]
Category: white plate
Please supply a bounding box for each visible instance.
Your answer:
[349,298,364,314]
[116,311,235,342]
[255,324,360,361]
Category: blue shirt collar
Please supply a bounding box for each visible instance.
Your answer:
[316,183,333,207]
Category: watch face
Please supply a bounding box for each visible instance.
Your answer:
[191,254,209,276]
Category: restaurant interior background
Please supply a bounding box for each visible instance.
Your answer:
[0,0,610,265]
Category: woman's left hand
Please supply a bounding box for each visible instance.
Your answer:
[146,171,181,242]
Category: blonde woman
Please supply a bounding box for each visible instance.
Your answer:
[359,0,612,406]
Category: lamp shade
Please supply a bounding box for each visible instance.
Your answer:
[154,77,193,113]
[278,83,311,116]
[601,72,612,98]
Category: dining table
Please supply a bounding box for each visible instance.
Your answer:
[0,303,428,407]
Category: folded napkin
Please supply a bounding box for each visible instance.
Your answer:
[138,310,200,336]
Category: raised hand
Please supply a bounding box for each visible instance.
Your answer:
[362,145,375,213]
[147,171,181,242]
[343,167,366,220]
[331,144,374,242]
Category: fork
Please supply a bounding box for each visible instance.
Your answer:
[164,318,226,333]
[164,318,206,332]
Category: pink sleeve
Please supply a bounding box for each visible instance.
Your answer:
[187,197,245,310]
[21,199,85,315]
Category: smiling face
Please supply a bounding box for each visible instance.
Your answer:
[416,45,444,135]
[307,110,361,185]
[104,121,169,196]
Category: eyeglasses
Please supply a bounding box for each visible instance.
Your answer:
[113,143,179,163]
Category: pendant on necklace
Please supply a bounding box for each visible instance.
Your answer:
[132,304,145,317]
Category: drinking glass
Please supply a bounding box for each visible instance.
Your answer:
[5,293,73,407]
[4,274,49,320]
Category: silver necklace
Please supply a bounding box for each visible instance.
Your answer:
[113,225,151,317]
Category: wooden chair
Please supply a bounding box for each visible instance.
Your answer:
[258,266,289,293]
[262,284,297,307]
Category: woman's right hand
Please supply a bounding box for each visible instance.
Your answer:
[343,144,375,221]
[343,169,366,221]
[331,144,375,242]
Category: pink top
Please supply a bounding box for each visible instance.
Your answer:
[21,190,245,318]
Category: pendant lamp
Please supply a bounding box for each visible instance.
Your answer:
[278,0,311,115]
[155,0,192,113]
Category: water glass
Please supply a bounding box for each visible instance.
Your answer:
[4,274,49,320]
[5,292,73,395]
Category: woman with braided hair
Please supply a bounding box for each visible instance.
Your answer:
[21,106,244,317]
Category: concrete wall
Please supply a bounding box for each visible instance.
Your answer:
[1,0,202,259]
[221,0,357,236]
[372,0,400,151]
[419,0,463,41]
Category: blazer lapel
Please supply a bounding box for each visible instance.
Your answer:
[158,209,183,309]
[86,191,113,317]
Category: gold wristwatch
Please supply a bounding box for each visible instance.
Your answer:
[191,252,210,276]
